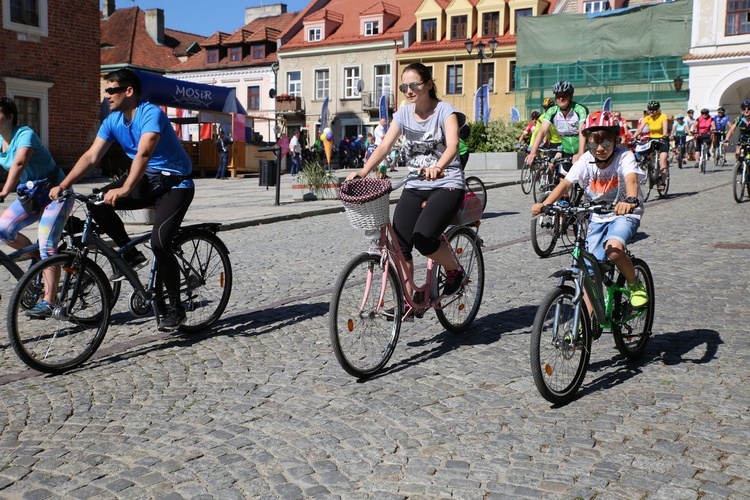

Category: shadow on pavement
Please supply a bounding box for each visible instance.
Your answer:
[364,304,537,381]
[570,328,723,404]
[481,211,519,220]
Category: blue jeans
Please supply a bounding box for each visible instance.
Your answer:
[290,154,301,175]
[216,153,228,178]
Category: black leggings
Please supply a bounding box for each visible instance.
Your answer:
[92,175,194,306]
[392,188,465,261]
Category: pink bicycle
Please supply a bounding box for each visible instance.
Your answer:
[329,173,485,378]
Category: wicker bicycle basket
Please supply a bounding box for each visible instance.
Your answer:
[339,177,393,230]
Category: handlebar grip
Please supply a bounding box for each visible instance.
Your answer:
[0,196,4,203]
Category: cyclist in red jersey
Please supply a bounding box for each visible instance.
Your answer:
[691,108,715,167]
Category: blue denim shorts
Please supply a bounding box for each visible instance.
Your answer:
[586,216,640,262]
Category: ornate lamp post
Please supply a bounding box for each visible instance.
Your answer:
[465,37,498,123]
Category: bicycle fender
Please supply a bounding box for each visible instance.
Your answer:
[176,227,230,255]
[550,269,576,280]
[180,222,222,233]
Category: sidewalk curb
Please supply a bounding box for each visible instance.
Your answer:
[218,179,520,232]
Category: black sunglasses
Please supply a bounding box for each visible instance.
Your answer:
[399,82,424,93]
[104,86,128,95]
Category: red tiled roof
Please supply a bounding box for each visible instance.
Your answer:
[401,33,516,54]
[304,9,344,24]
[171,12,297,72]
[683,51,750,61]
[100,7,204,72]
[282,0,424,51]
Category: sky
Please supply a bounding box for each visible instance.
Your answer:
[128,0,307,37]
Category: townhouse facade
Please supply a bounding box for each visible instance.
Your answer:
[1,0,100,167]
[684,0,750,117]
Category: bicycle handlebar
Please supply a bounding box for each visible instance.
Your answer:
[542,201,615,216]
[60,190,105,205]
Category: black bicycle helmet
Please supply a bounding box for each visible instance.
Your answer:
[552,81,574,95]
[718,106,726,112]
[742,99,750,108]
[700,108,710,114]
[647,101,660,110]
[531,110,541,120]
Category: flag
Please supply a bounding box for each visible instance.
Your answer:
[510,107,520,123]
[474,85,491,123]
[379,94,388,134]
[320,97,329,129]
[602,97,612,112]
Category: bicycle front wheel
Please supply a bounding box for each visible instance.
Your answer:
[435,226,484,333]
[520,164,533,194]
[530,286,591,404]
[733,161,748,203]
[8,253,111,374]
[329,253,403,378]
[172,229,233,333]
[613,258,654,359]
[657,168,670,198]
[530,210,560,258]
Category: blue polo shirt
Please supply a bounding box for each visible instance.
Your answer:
[0,126,62,185]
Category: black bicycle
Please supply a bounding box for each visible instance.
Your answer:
[7,191,233,374]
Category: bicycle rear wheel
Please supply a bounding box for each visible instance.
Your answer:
[733,160,748,203]
[613,258,654,359]
[530,286,591,404]
[7,253,111,374]
[329,253,402,378]
[435,226,484,333]
[465,176,487,211]
[520,164,533,194]
[171,229,233,333]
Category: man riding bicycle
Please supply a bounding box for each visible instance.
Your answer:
[632,101,669,186]
[525,81,588,180]
[725,99,750,154]
[49,68,195,331]
[690,108,716,168]
[712,106,730,154]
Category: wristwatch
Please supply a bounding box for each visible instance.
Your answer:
[624,196,640,206]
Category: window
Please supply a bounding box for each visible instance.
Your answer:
[374,64,391,101]
[287,71,302,96]
[364,21,379,36]
[515,8,532,32]
[5,77,52,145]
[247,86,260,111]
[482,12,500,37]
[252,45,264,59]
[344,67,361,98]
[446,65,463,95]
[315,69,330,100]
[3,0,48,37]
[308,27,322,42]
[451,15,467,39]
[421,18,437,42]
[508,61,516,92]
[478,62,494,90]
[207,49,219,63]
[583,1,609,13]
[727,0,750,36]
[229,47,242,62]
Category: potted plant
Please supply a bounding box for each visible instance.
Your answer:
[292,159,339,201]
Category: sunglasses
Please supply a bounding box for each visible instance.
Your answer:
[586,140,614,152]
[104,86,128,95]
[742,107,750,111]
[399,82,424,94]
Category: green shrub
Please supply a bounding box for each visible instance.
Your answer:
[466,118,525,153]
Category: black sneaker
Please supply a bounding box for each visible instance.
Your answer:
[109,251,148,282]
[442,267,465,296]
[158,306,186,332]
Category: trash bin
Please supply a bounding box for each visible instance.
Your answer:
[259,159,277,187]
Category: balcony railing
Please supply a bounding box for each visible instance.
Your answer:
[361,91,395,112]
[275,96,304,114]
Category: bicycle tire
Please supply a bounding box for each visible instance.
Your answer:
[329,252,402,378]
[531,170,551,203]
[520,164,533,194]
[170,229,233,333]
[530,210,560,258]
[657,167,670,198]
[613,258,654,359]
[733,160,748,203]
[676,147,683,169]
[465,176,488,211]
[88,246,121,307]
[700,152,707,174]
[435,226,484,333]
[530,286,591,404]
[7,253,111,374]
[640,158,653,203]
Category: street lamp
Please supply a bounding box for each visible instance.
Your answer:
[465,37,498,123]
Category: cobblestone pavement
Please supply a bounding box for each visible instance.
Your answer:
[0,164,749,498]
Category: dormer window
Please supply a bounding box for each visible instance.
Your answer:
[252,45,265,59]
[207,48,219,63]
[422,19,437,42]
[482,12,500,37]
[364,21,379,36]
[451,15,467,39]
[229,47,242,62]
[308,27,322,42]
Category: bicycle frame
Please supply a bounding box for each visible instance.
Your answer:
[0,242,40,280]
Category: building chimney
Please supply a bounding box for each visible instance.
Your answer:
[244,3,287,25]
[102,0,116,20]
[145,8,165,45]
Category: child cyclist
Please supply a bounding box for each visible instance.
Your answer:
[531,111,648,308]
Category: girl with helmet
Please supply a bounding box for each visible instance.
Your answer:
[690,108,716,167]
[633,100,669,186]
[517,110,542,147]
[531,110,648,308]
[670,113,689,168]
